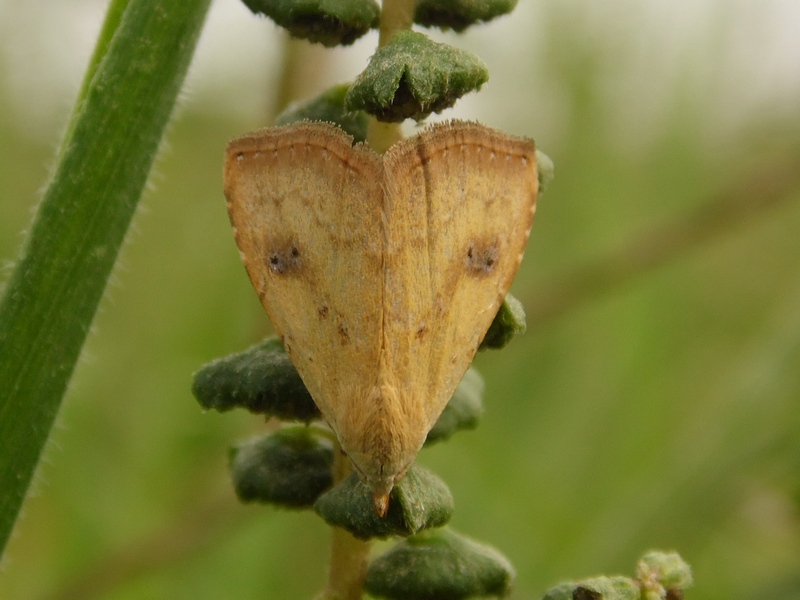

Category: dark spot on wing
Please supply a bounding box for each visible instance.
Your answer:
[415,324,427,341]
[318,305,329,318]
[267,243,301,274]
[466,240,499,275]
[338,324,350,344]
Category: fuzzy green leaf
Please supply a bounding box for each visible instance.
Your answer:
[425,368,483,446]
[0,0,212,556]
[542,576,640,600]
[275,84,370,142]
[230,426,333,508]
[314,465,453,539]
[637,551,693,597]
[577,578,640,600]
[539,583,575,600]
[537,149,555,195]
[415,0,518,32]
[365,528,515,600]
[345,30,488,122]
[241,0,379,46]
[542,577,640,600]
[480,294,526,350]
[192,337,321,422]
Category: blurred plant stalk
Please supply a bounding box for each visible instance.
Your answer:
[0,0,212,556]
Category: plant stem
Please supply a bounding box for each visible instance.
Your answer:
[367,0,415,152]
[377,0,415,47]
[273,35,331,118]
[318,443,372,600]
[367,120,403,154]
[0,0,212,557]
[58,0,131,158]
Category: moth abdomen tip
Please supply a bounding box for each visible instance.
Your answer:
[373,492,390,518]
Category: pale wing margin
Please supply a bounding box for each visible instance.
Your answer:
[383,121,538,431]
[223,122,385,437]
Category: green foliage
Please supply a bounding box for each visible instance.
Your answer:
[2,8,792,595]
[13,0,800,598]
[275,83,370,143]
[192,337,321,422]
[240,0,379,46]
[229,426,334,508]
[536,149,555,195]
[345,30,489,122]
[0,0,212,557]
[541,552,693,600]
[540,583,576,600]
[314,465,454,539]
[637,551,693,599]
[578,578,640,600]
[480,295,527,350]
[365,528,515,600]
[425,368,484,445]
[542,578,638,600]
[414,0,519,32]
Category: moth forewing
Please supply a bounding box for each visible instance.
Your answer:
[223,121,538,516]
[382,121,538,434]
[223,121,385,453]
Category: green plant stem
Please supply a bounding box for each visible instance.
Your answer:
[0,0,211,557]
[367,0,415,152]
[378,0,415,47]
[58,0,131,157]
[367,120,403,153]
[273,36,331,119]
[318,442,372,600]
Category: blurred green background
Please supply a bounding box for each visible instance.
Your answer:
[1,1,799,599]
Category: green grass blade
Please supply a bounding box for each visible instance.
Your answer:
[0,0,212,555]
[58,0,131,157]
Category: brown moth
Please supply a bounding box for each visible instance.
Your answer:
[224,120,538,516]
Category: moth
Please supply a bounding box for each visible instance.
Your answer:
[224,120,538,515]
